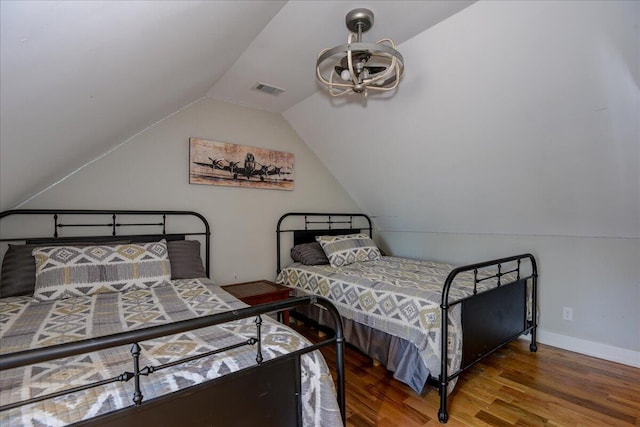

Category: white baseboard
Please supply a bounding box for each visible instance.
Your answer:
[520,329,640,368]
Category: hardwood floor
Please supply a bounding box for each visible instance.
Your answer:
[293,324,640,426]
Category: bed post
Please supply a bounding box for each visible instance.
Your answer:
[276,213,288,274]
[314,296,346,424]
[438,283,451,423]
[530,255,538,352]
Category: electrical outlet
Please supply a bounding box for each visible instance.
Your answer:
[562,306,573,321]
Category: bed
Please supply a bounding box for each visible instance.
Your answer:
[0,209,345,427]
[276,212,538,423]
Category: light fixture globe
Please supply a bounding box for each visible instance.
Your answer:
[316,8,404,97]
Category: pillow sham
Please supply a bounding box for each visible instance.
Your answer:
[167,240,206,279]
[32,240,172,301]
[316,233,381,268]
[290,242,329,266]
[0,241,127,298]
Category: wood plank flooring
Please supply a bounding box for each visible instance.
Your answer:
[292,324,640,426]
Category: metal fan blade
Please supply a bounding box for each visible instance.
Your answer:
[364,66,387,75]
[338,51,371,69]
[335,65,387,77]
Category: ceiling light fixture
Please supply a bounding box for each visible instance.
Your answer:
[316,8,404,98]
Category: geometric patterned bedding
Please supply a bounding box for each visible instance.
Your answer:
[0,278,342,427]
[276,256,510,394]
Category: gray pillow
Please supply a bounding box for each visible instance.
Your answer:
[290,242,329,266]
[167,240,206,279]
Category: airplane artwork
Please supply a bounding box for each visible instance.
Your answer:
[193,153,292,182]
[189,137,294,190]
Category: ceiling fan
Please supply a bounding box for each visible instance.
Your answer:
[316,8,404,97]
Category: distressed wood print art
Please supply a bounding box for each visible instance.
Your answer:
[189,137,294,190]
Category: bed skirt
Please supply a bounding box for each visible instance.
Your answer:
[295,303,428,395]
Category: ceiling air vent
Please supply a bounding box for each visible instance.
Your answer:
[254,82,285,96]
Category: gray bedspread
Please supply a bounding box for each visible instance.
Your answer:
[277,256,510,394]
[0,278,342,426]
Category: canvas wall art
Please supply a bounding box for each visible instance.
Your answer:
[189,137,294,190]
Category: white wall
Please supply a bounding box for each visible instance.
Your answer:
[285,1,640,364]
[379,231,639,366]
[20,97,359,283]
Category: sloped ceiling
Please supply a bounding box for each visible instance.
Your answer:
[0,1,286,210]
[0,0,474,211]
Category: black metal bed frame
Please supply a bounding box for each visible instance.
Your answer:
[276,212,538,424]
[0,209,212,277]
[0,209,346,426]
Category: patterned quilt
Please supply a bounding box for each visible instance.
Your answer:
[0,278,342,427]
[277,256,511,392]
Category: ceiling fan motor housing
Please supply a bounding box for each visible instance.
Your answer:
[346,8,374,34]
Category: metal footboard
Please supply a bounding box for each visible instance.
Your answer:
[434,253,538,423]
[0,296,346,426]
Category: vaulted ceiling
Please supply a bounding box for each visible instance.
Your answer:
[0,0,474,210]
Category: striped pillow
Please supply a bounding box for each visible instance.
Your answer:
[167,240,206,279]
[32,240,172,300]
[316,233,381,268]
[291,242,329,266]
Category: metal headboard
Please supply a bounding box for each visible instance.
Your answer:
[276,212,373,273]
[0,209,211,277]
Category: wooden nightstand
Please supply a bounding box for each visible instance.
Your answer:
[222,280,292,324]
